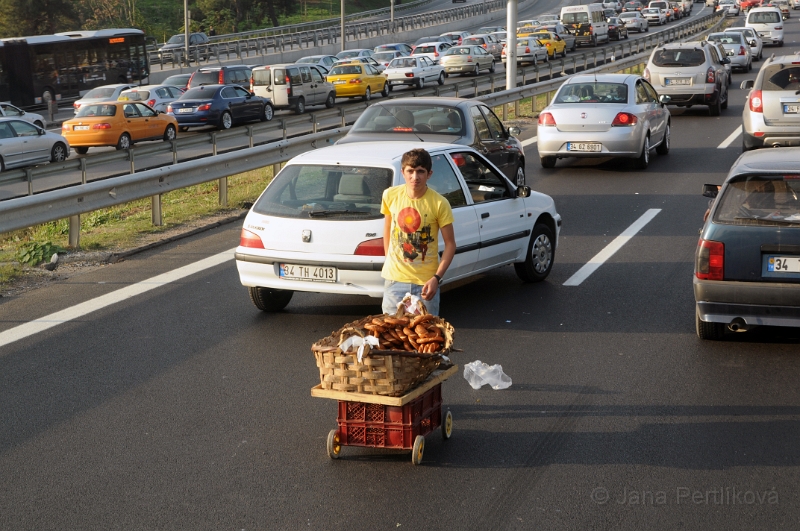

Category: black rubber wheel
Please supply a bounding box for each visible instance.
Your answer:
[163,124,176,142]
[248,286,293,312]
[381,82,389,97]
[656,122,670,155]
[75,146,89,155]
[116,132,131,150]
[540,156,556,169]
[696,307,725,340]
[416,77,424,89]
[709,94,721,116]
[50,142,68,162]
[295,97,305,115]
[514,223,555,282]
[437,72,445,85]
[645,25,649,32]
[325,92,335,108]
[34,120,44,129]
[262,103,274,121]
[218,111,232,130]
[634,134,650,170]
[363,87,371,101]
[489,60,496,73]
[721,88,729,110]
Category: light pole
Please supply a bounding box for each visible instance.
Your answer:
[505,0,518,90]
[184,0,190,66]
[341,0,345,52]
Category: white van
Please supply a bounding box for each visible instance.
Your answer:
[746,7,784,46]
[560,4,609,46]
[250,63,336,114]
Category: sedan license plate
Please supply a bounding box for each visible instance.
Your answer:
[177,107,193,113]
[768,256,800,273]
[391,80,404,84]
[333,80,346,84]
[665,78,690,86]
[567,142,602,152]
[73,125,90,130]
[279,263,337,282]
[784,104,800,114]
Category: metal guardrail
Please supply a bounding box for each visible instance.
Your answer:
[0,10,725,236]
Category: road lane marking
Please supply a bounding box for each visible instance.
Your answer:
[0,248,237,350]
[521,136,538,147]
[718,126,742,149]
[563,209,661,286]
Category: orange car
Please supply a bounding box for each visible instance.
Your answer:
[62,101,178,154]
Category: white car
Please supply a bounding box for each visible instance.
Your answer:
[501,37,549,65]
[373,50,409,68]
[118,85,184,113]
[717,0,741,15]
[384,56,446,90]
[411,41,452,64]
[0,103,46,129]
[723,26,763,60]
[235,142,561,311]
[642,7,668,24]
[619,11,650,32]
[0,118,70,170]
[73,84,137,115]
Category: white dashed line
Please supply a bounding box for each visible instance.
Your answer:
[521,136,538,146]
[563,209,662,286]
[717,126,742,149]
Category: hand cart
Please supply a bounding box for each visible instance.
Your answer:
[311,365,458,465]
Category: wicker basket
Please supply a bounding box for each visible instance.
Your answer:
[312,314,455,397]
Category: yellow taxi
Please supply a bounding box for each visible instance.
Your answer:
[62,101,178,154]
[528,31,567,58]
[326,61,389,101]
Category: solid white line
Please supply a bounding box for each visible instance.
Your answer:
[521,136,538,147]
[0,248,237,350]
[717,126,742,149]
[563,209,661,286]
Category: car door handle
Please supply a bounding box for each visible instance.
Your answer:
[481,212,490,219]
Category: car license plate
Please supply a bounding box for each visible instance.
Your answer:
[333,80,346,84]
[784,104,800,114]
[73,125,90,130]
[177,107,193,113]
[391,80,404,84]
[665,78,690,86]
[567,142,602,152]
[279,263,337,282]
[768,256,800,273]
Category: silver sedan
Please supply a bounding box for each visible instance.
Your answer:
[0,118,70,171]
[501,38,549,66]
[537,74,671,169]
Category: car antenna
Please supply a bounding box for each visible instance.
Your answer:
[390,103,426,143]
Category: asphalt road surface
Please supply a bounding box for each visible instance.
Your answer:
[3,5,800,531]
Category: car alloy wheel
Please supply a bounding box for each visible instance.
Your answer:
[163,124,176,142]
[116,133,131,150]
[363,87,371,101]
[219,111,232,130]
[296,97,305,114]
[263,103,274,121]
[514,224,555,282]
[51,143,67,162]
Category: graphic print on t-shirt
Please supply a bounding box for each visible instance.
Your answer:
[394,206,434,263]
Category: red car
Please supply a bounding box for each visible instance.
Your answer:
[740,0,762,10]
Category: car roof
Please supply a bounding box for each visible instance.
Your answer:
[729,148,800,177]
[368,97,473,108]
[289,141,458,167]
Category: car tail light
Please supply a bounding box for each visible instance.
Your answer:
[482,43,487,48]
[706,67,715,84]
[738,45,747,56]
[525,46,531,53]
[589,26,594,33]
[354,237,385,256]
[73,102,80,109]
[775,26,783,30]
[197,103,211,111]
[167,105,173,113]
[467,55,474,62]
[147,98,156,107]
[239,229,265,249]
[250,76,254,86]
[61,124,69,131]
[538,112,556,126]
[749,89,763,113]
[349,78,363,84]
[434,51,439,57]
[695,239,724,280]
[612,112,638,126]
[405,72,415,77]
[92,123,112,129]
[218,71,225,83]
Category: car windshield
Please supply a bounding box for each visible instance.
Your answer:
[181,87,217,99]
[713,175,800,225]
[76,104,118,117]
[352,104,466,135]
[555,82,629,103]
[83,87,117,99]
[652,48,706,67]
[252,165,393,219]
[749,11,781,22]
[624,2,640,7]
[446,46,474,55]
[329,65,362,75]
[761,64,800,90]
[562,12,590,24]
[390,57,418,68]
[167,34,185,44]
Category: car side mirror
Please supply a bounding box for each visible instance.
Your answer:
[741,79,755,90]
[38,127,45,135]
[702,183,721,198]
[508,126,521,137]
[20,110,25,115]
[659,94,671,104]
[748,39,756,45]
[516,185,531,198]
[721,57,731,64]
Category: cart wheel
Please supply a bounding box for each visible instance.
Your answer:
[327,430,342,460]
[412,435,425,465]
[442,410,453,440]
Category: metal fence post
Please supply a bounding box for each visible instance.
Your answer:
[80,157,87,184]
[152,195,162,226]
[281,119,287,140]
[69,215,80,248]
[219,177,228,207]
[129,149,135,174]
[340,107,346,127]
[502,103,507,120]
[248,125,254,148]
[311,113,317,133]
[26,168,33,195]
[172,141,178,164]
[211,132,217,156]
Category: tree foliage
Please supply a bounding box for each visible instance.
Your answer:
[0,0,79,37]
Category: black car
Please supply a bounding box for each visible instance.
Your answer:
[607,17,630,40]
[167,84,274,131]
[159,32,210,61]
[336,97,526,185]
[695,148,800,340]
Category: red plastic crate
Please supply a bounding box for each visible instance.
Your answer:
[336,384,442,450]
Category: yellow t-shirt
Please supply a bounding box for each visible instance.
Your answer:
[381,185,454,284]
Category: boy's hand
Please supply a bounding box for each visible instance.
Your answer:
[421,276,439,300]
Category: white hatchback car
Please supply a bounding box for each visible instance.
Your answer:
[745,7,784,46]
[235,142,561,311]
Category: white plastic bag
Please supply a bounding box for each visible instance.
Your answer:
[463,360,512,390]
[340,335,380,362]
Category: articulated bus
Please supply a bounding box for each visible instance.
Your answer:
[0,28,149,108]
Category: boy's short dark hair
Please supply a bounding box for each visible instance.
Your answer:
[401,148,432,171]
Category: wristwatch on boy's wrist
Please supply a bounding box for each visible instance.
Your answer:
[433,274,442,283]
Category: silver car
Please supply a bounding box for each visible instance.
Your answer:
[723,27,763,61]
[461,34,503,59]
[537,74,671,169]
[439,45,496,76]
[741,55,800,150]
[501,37,549,66]
[0,103,46,129]
[73,84,137,115]
[706,32,752,72]
[0,118,69,170]
[619,11,650,32]
[384,56,445,90]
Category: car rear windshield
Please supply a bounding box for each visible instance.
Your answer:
[707,33,743,43]
[337,51,361,58]
[191,71,221,86]
[748,11,781,23]
[713,175,800,225]
[83,87,116,99]
[374,52,397,62]
[329,65,362,75]
[252,165,393,219]
[761,64,800,90]
[414,46,437,53]
[352,104,466,135]
[76,104,118,117]
[555,82,628,103]
[181,87,217,99]
[446,46,474,56]
[652,48,706,67]
[390,57,418,68]
[119,90,148,101]
[462,38,486,45]
[415,36,441,44]
[624,2,640,8]
[562,12,590,24]
[620,12,638,18]
[252,69,271,86]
